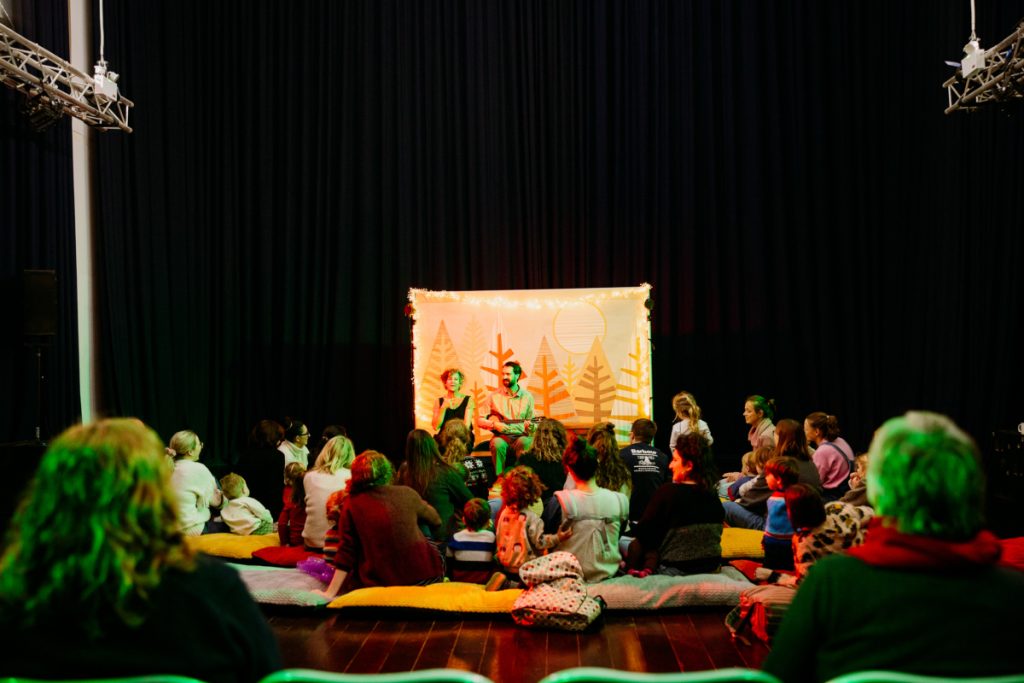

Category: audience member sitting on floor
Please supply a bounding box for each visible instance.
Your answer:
[517,417,569,506]
[743,394,777,449]
[761,456,800,570]
[783,483,872,585]
[277,462,307,546]
[839,453,870,507]
[0,418,282,682]
[438,418,491,499]
[620,418,670,532]
[317,450,445,599]
[764,411,1024,681]
[724,418,821,530]
[720,446,773,500]
[447,497,498,584]
[398,429,474,540]
[553,437,630,583]
[495,466,572,583]
[624,432,723,576]
[219,472,274,535]
[804,411,856,501]
[315,424,348,457]
[167,429,223,536]
[570,421,631,496]
[236,418,286,518]
[279,418,311,471]
[668,390,714,449]
[302,435,355,550]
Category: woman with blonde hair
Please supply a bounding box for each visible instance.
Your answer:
[302,434,355,549]
[0,418,281,680]
[668,391,713,448]
[167,429,223,535]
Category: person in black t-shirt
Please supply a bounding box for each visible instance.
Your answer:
[619,418,670,532]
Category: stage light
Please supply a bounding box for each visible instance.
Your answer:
[944,14,1024,114]
[0,22,133,132]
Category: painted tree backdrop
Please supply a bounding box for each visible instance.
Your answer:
[410,286,652,444]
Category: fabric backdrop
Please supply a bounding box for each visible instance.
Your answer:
[4,1,1023,477]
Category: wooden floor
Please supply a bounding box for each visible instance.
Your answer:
[267,608,770,683]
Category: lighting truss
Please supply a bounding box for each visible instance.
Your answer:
[0,23,133,132]
[945,18,1024,114]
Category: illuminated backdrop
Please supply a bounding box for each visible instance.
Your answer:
[409,285,653,444]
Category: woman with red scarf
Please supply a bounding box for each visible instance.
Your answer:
[764,411,1024,682]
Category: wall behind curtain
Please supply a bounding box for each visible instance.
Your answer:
[0,0,80,445]
[91,0,1024,468]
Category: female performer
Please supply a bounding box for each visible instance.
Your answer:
[432,368,476,441]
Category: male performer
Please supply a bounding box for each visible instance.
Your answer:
[477,361,536,475]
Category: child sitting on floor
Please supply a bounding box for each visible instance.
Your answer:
[496,466,572,583]
[785,483,873,583]
[219,473,274,536]
[277,462,308,546]
[761,456,800,570]
[723,446,773,500]
[446,498,497,583]
[839,453,870,508]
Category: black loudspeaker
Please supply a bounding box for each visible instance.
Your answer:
[22,269,57,336]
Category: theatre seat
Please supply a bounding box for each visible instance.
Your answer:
[825,672,1024,683]
[260,669,495,683]
[4,677,207,683]
[537,668,782,683]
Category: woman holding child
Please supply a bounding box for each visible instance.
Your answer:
[0,419,281,681]
[399,429,474,539]
[723,418,821,530]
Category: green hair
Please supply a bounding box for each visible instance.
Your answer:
[867,411,984,540]
[0,419,194,637]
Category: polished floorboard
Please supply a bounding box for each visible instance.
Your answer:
[267,608,770,683]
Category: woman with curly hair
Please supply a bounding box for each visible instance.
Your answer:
[586,422,632,496]
[517,418,569,503]
[397,429,473,539]
[624,432,724,576]
[0,418,281,681]
[438,418,491,498]
[317,450,444,599]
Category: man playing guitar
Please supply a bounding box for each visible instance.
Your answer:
[477,361,536,475]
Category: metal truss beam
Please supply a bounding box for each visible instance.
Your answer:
[945,19,1024,115]
[0,23,133,132]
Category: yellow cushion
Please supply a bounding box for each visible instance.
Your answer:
[184,533,280,559]
[328,581,522,613]
[721,527,765,559]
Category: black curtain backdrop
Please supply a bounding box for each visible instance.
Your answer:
[0,0,80,446]
[80,0,1024,470]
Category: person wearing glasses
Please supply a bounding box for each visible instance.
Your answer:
[279,418,311,470]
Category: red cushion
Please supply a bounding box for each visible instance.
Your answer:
[252,545,319,567]
[999,537,1024,571]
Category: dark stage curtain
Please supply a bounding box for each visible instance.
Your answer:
[0,1,80,445]
[91,0,1024,470]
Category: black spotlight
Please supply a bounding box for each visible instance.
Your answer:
[20,92,65,132]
